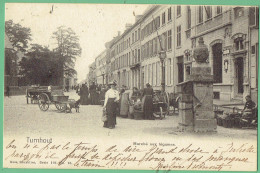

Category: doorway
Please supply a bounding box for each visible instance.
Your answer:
[212,43,223,83]
[236,57,244,94]
[177,56,184,83]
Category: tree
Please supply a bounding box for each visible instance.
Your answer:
[5,20,32,52]
[52,26,81,78]
[19,44,63,86]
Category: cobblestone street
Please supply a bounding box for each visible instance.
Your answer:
[4,91,257,142]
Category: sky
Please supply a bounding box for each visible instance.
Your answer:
[5,3,149,82]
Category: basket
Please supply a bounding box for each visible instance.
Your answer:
[134,110,143,120]
[52,95,69,102]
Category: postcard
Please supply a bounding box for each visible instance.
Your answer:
[3,3,258,171]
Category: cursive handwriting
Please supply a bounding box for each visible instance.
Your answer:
[4,139,256,171]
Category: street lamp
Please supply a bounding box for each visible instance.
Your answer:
[159,50,167,92]
[102,71,105,85]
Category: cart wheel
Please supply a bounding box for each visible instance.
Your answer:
[26,89,29,104]
[160,107,163,120]
[38,93,50,111]
[55,103,66,112]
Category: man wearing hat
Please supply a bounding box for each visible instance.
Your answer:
[103,81,120,129]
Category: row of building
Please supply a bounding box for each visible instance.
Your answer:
[87,5,259,103]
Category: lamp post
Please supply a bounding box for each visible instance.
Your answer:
[102,71,105,85]
[159,51,167,92]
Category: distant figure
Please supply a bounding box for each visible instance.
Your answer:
[80,84,89,105]
[89,82,97,105]
[142,83,154,120]
[6,85,10,97]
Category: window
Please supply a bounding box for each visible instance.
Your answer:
[138,28,140,40]
[129,52,131,65]
[168,7,172,21]
[132,33,134,44]
[167,58,172,85]
[132,50,134,64]
[138,49,140,62]
[187,6,191,29]
[135,31,137,41]
[158,35,162,51]
[198,6,203,23]
[162,12,166,25]
[163,32,167,51]
[234,7,244,18]
[249,7,259,27]
[177,25,181,47]
[216,6,222,15]
[154,37,158,54]
[135,49,137,63]
[205,6,212,19]
[157,62,161,85]
[177,6,181,17]
[168,30,172,50]
[153,63,156,86]
[150,40,153,57]
[234,37,244,51]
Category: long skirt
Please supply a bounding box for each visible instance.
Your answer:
[104,98,117,128]
[80,93,89,105]
[142,95,154,120]
[120,93,129,118]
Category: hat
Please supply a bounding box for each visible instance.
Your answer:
[108,81,117,86]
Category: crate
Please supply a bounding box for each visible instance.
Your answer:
[52,95,69,102]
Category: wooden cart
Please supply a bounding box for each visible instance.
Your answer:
[153,90,170,119]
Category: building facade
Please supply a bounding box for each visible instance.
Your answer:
[87,5,258,102]
[95,50,107,85]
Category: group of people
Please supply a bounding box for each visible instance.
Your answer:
[77,82,107,105]
[103,82,155,129]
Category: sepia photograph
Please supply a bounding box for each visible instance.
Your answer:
[3,3,259,171]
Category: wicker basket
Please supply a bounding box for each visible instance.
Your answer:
[52,95,69,102]
[134,110,143,120]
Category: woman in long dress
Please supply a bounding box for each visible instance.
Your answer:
[103,82,120,129]
[80,84,89,105]
[120,90,131,118]
[142,83,154,120]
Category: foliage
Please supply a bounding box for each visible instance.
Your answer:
[19,44,63,86]
[52,26,81,77]
[5,20,32,52]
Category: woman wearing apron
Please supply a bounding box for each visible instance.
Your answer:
[103,82,120,129]
[142,83,154,120]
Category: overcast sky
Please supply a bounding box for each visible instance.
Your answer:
[5,3,149,82]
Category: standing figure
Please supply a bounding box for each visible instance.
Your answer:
[80,84,89,105]
[89,82,97,105]
[142,83,154,120]
[103,82,120,129]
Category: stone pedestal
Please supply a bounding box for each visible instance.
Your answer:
[176,63,217,132]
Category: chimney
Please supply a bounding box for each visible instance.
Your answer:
[117,31,121,36]
[135,15,143,22]
[125,23,132,30]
